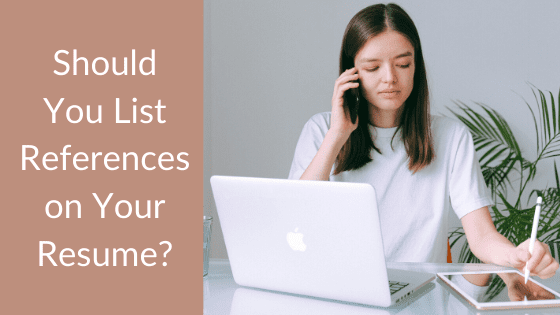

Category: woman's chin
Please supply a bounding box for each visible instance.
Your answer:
[368,100,405,113]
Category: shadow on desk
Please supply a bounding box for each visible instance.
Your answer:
[228,282,436,315]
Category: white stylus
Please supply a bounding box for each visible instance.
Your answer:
[525,196,543,284]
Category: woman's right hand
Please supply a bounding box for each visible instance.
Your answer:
[298,68,361,181]
[330,67,360,142]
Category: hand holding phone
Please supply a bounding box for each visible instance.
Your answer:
[330,67,360,139]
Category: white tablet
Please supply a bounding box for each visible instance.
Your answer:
[437,270,560,310]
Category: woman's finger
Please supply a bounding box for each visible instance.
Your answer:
[526,242,548,275]
[337,68,358,79]
[510,245,530,268]
[335,82,360,96]
[531,243,557,277]
[536,259,560,279]
[334,73,359,89]
[532,254,553,276]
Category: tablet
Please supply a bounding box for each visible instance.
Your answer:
[437,270,560,310]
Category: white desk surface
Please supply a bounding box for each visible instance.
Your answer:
[204,259,560,315]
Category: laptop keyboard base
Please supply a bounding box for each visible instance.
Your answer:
[389,281,410,295]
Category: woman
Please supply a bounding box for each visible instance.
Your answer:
[288,3,558,278]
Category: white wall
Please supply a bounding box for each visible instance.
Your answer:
[205,0,560,259]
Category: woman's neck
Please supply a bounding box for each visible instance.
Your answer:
[369,105,401,128]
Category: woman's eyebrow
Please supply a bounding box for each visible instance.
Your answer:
[357,51,413,63]
[394,51,413,59]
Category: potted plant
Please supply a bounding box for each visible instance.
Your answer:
[448,86,560,264]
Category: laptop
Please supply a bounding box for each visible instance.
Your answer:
[210,175,435,307]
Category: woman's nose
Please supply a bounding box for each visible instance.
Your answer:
[382,66,397,83]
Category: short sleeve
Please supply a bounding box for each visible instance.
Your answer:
[449,124,493,219]
[288,113,331,179]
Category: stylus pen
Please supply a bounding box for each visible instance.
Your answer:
[525,196,543,284]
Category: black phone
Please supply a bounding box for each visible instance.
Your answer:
[348,80,360,124]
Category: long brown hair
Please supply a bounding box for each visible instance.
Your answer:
[334,3,434,175]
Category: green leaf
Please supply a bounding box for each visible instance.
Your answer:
[522,96,541,154]
[551,91,557,135]
[484,148,509,168]
[498,192,516,210]
[539,89,551,142]
[479,104,522,155]
[531,87,545,150]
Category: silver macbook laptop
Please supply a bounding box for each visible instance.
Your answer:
[210,175,435,307]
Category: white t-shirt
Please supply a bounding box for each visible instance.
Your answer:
[288,112,493,263]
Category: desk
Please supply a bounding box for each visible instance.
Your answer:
[204,259,560,315]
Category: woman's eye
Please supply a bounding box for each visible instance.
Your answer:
[365,67,379,72]
[398,64,411,68]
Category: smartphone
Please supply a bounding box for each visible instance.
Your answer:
[348,80,360,124]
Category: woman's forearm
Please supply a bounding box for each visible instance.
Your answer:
[469,229,517,266]
[299,130,348,181]
[461,207,516,266]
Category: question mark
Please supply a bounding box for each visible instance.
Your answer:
[159,241,172,266]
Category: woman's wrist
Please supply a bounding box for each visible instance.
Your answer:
[326,128,351,147]
[299,131,346,181]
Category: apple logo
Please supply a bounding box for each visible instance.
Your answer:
[287,228,306,252]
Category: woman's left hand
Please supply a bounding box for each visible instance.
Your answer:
[508,239,559,279]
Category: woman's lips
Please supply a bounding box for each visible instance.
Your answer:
[378,90,400,98]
